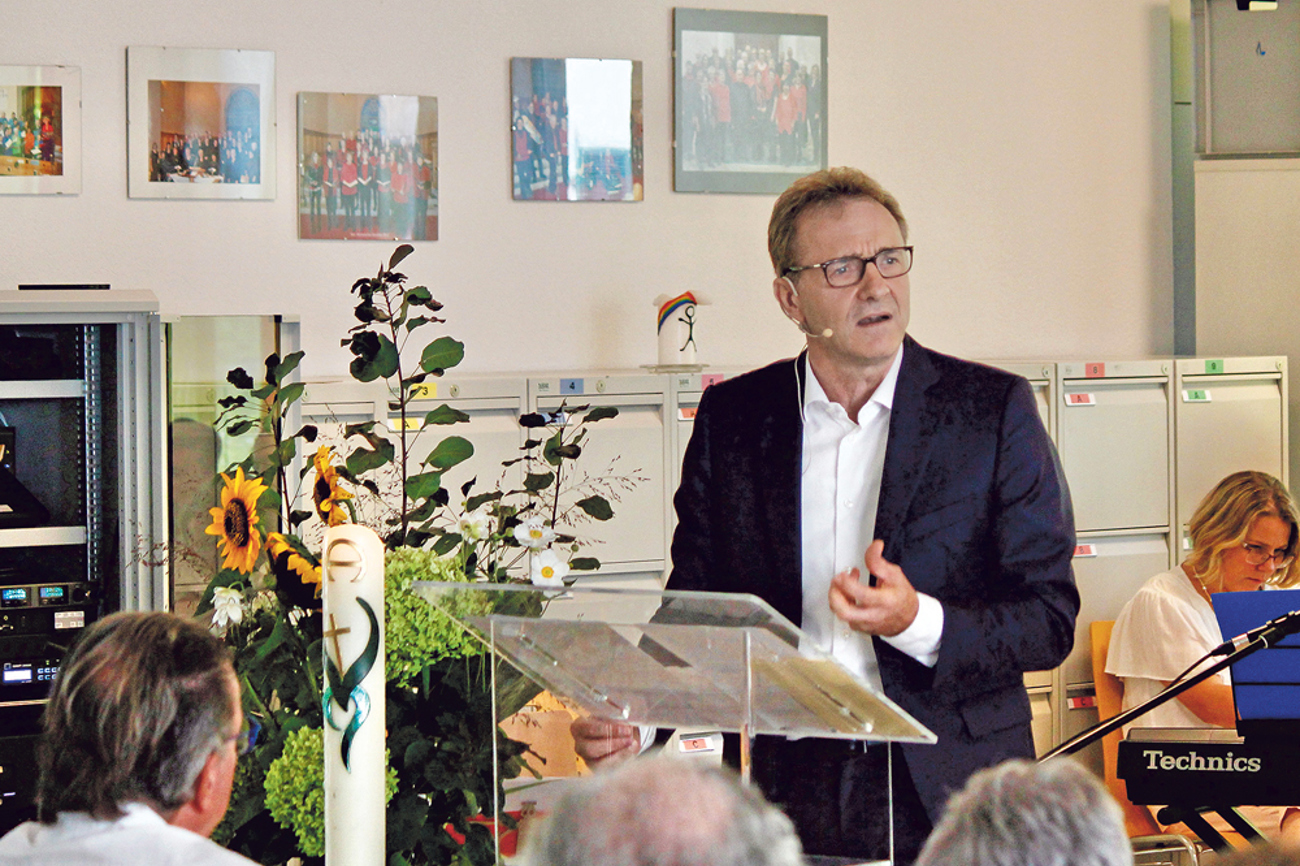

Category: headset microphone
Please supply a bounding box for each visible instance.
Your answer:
[787,315,833,339]
[782,277,832,338]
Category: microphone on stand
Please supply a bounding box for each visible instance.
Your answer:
[1210,608,1300,656]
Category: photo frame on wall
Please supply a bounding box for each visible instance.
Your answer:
[511,57,643,201]
[0,64,81,195]
[298,92,438,241]
[127,46,276,200]
[673,8,827,194]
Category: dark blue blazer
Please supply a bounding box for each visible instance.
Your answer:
[668,336,1079,819]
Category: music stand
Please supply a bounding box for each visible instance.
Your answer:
[413,582,936,865]
[1215,588,1300,742]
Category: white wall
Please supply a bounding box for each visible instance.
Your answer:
[2,0,1175,380]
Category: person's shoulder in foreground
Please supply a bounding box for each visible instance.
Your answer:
[0,610,259,866]
[0,803,255,865]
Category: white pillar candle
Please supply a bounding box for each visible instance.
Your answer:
[322,524,386,866]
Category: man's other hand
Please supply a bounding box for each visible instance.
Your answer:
[570,717,640,768]
[828,539,920,637]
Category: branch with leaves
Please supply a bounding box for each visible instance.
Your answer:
[342,243,470,547]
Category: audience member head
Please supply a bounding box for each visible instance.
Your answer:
[767,166,908,277]
[914,758,1132,866]
[36,610,241,836]
[522,758,804,866]
[1186,470,1300,590]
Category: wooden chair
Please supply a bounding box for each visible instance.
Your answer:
[1090,620,1167,838]
[1092,620,1244,861]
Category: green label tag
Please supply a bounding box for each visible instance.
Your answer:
[1204,359,1224,374]
[1183,389,1210,403]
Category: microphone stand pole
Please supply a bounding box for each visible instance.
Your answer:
[1038,609,1300,850]
[1041,609,1300,761]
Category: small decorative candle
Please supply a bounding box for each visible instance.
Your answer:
[654,291,704,367]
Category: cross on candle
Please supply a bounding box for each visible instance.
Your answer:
[323,613,351,670]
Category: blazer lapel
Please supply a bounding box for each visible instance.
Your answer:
[874,337,941,563]
[756,356,805,624]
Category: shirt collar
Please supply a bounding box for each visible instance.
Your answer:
[802,344,905,424]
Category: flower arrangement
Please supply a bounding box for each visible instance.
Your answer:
[197,245,631,866]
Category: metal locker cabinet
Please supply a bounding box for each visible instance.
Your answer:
[399,375,529,518]
[1060,531,1171,777]
[1058,360,1174,533]
[530,372,670,580]
[1174,356,1288,533]
[1066,532,1174,688]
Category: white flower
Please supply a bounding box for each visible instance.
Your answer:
[529,549,569,588]
[513,517,556,550]
[458,509,492,541]
[212,586,246,629]
[251,589,278,614]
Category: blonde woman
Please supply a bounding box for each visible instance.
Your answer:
[1108,469,1300,839]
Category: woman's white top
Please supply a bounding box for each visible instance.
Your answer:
[1106,567,1230,730]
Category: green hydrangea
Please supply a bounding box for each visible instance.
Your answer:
[384,547,488,688]
[264,726,398,858]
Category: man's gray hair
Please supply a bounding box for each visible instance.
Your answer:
[915,758,1133,866]
[36,610,236,821]
[522,758,804,866]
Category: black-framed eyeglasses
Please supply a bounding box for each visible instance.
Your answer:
[784,246,914,287]
[1241,542,1294,570]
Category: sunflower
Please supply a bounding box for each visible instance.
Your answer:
[267,532,322,609]
[206,467,267,574]
[312,446,353,527]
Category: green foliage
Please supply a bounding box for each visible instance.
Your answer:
[384,547,486,688]
[199,246,638,866]
[265,726,399,858]
[265,727,329,857]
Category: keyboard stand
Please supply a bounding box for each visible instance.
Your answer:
[1155,805,1265,852]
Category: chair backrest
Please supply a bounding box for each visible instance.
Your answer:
[1091,619,1164,838]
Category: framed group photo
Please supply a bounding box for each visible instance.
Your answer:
[297,92,438,241]
[126,46,276,200]
[0,64,81,195]
[511,57,643,202]
[673,8,827,194]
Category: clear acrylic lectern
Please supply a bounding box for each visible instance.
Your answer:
[413,582,936,864]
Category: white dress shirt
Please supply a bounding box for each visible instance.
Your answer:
[0,802,258,866]
[800,345,944,692]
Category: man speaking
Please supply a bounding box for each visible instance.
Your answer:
[577,167,1078,864]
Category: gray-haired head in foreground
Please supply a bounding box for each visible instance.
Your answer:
[915,758,1133,866]
[521,758,804,866]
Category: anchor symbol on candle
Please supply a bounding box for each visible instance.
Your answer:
[322,599,378,770]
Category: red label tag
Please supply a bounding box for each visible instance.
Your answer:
[1065,393,1096,407]
[1068,695,1097,710]
[678,407,698,421]
[1073,543,1097,557]
[1085,363,1105,378]
[701,374,725,389]
[681,737,712,752]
